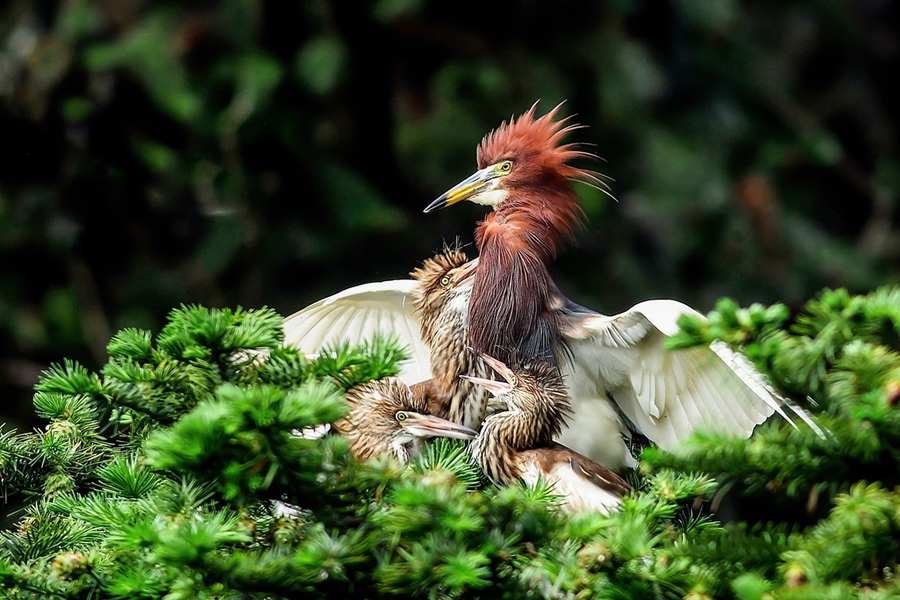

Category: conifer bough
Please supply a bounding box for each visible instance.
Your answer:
[2,291,900,598]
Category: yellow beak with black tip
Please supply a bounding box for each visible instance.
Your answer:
[424,161,512,213]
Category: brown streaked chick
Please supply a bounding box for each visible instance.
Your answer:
[334,376,477,462]
[409,248,489,429]
[464,353,630,514]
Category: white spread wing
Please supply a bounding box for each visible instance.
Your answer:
[282,280,431,383]
[561,299,788,452]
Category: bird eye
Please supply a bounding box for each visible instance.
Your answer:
[395,411,408,422]
[439,276,451,287]
[497,160,513,174]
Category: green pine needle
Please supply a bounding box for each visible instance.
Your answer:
[107,328,155,362]
[5,290,900,598]
[34,360,104,396]
[98,456,164,499]
[412,438,482,490]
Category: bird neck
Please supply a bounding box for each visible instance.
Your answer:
[417,307,489,430]
[473,417,519,486]
[466,187,581,368]
[419,298,467,366]
[467,231,560,366]
[483,183,584,262]
[391,439,414,462]
[475,394,565,486]
[446,366,490,430]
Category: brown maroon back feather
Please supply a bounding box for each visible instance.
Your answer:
[517,445,631,498]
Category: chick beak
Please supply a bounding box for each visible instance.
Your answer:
[401,413,477,440]
[424,166,498,213]
[456,259,478,284]
[475,352,517,385]
[459,374,512,396]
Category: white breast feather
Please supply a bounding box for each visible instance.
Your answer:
[449,293,470,324]
[471,188,509,208]
[519,461,622,515]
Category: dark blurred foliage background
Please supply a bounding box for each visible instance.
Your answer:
[1,0,898,430]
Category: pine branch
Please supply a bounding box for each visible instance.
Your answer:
[3,292,900,598]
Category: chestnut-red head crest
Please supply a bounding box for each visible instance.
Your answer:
[424,101,609,213]
[477,102,598,188]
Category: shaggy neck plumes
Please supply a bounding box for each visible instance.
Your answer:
[468,226,560,367]
[465,104,595,369]
[467,167,585,369]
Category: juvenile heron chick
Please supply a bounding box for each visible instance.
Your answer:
[334,377,477,462]
[409,248,487,429]
[464,354,630,514]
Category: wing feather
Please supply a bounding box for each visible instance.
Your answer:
[311,305,353,344]
[282,280,431,383]
[564,299,785,452]
[390,306,433,382]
